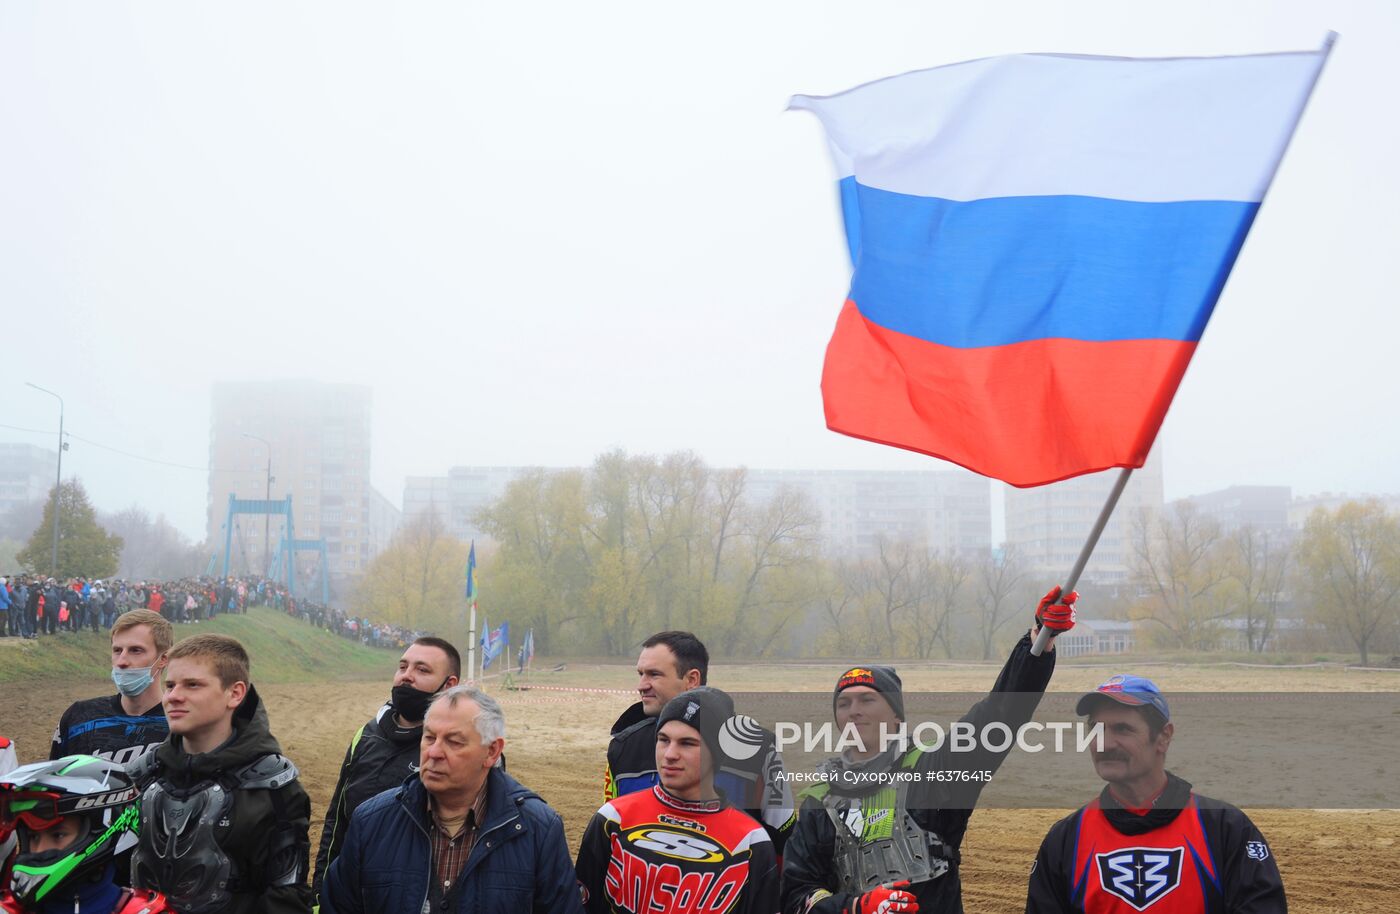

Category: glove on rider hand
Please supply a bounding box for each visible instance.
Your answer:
[847,881,919,914]
[1035,586,1078,635]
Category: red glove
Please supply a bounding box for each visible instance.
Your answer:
[848,881,919,914]
[1035,586,1077,635]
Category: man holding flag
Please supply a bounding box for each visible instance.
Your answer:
[787,33,1328,914]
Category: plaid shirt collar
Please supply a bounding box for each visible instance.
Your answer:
[427,781,490,899]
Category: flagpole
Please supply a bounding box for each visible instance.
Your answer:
[1031,467,1135,657]
[468,601,478,683]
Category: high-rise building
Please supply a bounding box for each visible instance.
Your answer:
[743,468,991,556]
[207,381,395,583]
[1003,448,1165,585]
[1288,491,1400,529]
[0,442,59,519]
[403,467,541,544]
[1184,485,1292,534]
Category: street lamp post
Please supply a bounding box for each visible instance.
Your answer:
[26,383,65,578]
[242,433,274,576]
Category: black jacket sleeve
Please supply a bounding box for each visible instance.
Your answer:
[1025,812,1078,914]
[917,630,1056,810]
[741,835,782,914]
[780,799,853,914]
[320,804,365,914]
[1203,804,1288,914]
[574,811,613,914]
[312,728,362,902]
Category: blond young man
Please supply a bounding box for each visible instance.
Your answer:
[50,610,174,766]
[129,634,312,914]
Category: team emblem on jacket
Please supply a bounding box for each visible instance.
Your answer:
[1245,840,1270,861]
[1095,847,1183,910]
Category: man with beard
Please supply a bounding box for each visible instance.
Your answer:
[312,636,461,906]
[1025,675,1286,913]
[783,588,1078,914]
[605,631,795,853]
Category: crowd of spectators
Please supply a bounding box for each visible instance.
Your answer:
[283,595,421,650]
[0,572,418,650]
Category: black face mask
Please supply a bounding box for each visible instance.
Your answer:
[390,679,450,723]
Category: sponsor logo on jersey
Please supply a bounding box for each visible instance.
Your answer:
[718,716,766,762]
[625,827,724,863]
[658,814,706,833]
[1095,846,1183,911]
[1245,840,1270,861]
[606,833,751,913]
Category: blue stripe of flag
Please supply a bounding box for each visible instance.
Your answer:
[843,177,1259,347]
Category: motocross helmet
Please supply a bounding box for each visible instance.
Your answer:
[0,755,140,906]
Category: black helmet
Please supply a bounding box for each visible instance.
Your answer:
[0,755,140,906]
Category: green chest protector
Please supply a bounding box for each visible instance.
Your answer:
[804,751,958,893]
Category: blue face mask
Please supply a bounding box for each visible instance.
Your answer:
[112,665,157,698]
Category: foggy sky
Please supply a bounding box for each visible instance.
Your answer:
[3,1,1395,543]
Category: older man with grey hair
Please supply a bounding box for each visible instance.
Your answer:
[322,685,582,914]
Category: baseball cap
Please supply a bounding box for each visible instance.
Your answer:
[1075,674,1170,723]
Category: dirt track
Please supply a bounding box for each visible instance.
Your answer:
[6,663,1399,913]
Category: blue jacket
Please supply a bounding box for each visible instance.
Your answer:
[322,766,583,914]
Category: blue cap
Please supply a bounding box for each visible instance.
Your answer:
[1075,674,1170,723]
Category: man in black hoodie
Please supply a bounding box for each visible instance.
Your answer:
[129,633,313,914]
[312,636,461,904]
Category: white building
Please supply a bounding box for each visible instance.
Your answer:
[1053,619,1138,658]
[1004,448,1165,585]
[405,465,992,557]
[0,442,58,518]
[743,468,990,556]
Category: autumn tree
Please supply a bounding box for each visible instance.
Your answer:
[1128,502,1236,650]
[973,545,1034,660]
[354,511,470,634]
[476,450,820,657]
[1294,500,1400,666]
[17,480,122,578]
[103,506,205,580]
[1228,525,1291,653]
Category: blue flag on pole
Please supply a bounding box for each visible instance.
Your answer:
[465,540,477,602]
[481,621,508,669]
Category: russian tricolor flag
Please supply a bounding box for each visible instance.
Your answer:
[792,41,1331,487]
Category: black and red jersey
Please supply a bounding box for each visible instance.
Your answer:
[605,702,795,855]
[576,784,780,914]
[1027,774,1286,914]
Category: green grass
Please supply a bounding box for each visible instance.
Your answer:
[0,606,396,686]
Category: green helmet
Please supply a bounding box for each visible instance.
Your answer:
[0,755,141,905]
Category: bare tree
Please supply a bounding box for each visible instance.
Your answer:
[974,545,1033,660]
[1230,525,1291,653]
[1129,503,1236,650]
